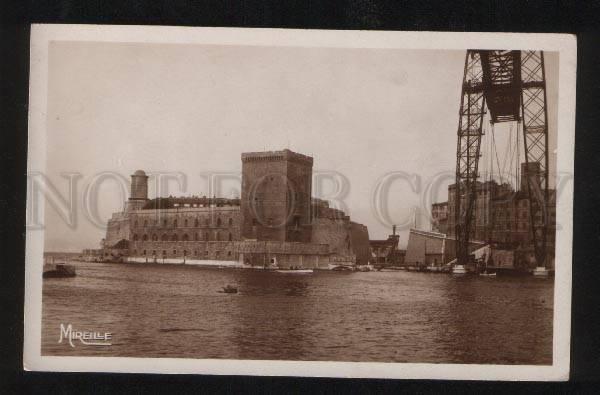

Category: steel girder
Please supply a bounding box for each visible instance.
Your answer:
[455,51,486,267]
[454,50,549,268]
[520,51,550,267]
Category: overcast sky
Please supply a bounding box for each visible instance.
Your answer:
[43,42,558,251]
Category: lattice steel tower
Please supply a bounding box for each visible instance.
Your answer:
[454,50,550,270]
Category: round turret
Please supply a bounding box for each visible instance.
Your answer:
[130,170,148,200]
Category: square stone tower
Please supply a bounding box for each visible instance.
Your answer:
[241,149,313,242]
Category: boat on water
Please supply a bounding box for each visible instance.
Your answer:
[331,265,353,272]
[221,285,238,293]
[479,271,497,277]
[532,266,550,277]
[43,263,76,279]
[452,264,468,274]
[426,265,445,273]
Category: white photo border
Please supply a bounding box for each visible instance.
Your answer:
[24,24,576,381]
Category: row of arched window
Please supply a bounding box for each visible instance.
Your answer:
[133,217,235,228]
[132,231,233,242]
[133,249,234,258]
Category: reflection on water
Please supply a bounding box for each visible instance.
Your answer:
[42,261,553,364]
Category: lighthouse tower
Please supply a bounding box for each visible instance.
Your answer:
[126,170,149,211]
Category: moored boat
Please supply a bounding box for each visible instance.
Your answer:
[452,264,467,275]
[43,263,76,279]
[331,265,353,272]
[532,266,549,277]
[426,265,444,273]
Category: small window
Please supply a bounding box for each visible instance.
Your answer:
[184,219,188,227]
[162,250,166,256]
[152,234,158,241]
[173,219,178,228]
[144,220,148,227]
[228,218,233,226]
[182,234,189,241]
[205,250,209,256]
[133,234,139,241]
[194,218,199,227]
[217,218,222,226]
[228,233,232,241]
[172,234,178,241]
[173,249,177,255]
[183,250,187,256]
[152,250,156,256]
[216,251,220,257]
[133,249,137,255]
[143,249,146,255]
[163,219,167,227]
[227,251,232,256]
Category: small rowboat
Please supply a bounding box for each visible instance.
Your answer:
[221,285,238,293]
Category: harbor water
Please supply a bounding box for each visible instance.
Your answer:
[42,260,553,364]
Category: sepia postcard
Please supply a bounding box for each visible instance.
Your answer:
[24,24,576,380]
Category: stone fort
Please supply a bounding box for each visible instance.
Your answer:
[85,149,370,269]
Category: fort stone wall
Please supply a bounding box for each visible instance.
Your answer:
[94,149,371,269]
[349,222,371,265]
[105,213,131,248]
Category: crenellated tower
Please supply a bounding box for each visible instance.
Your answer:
[240,149,313,242]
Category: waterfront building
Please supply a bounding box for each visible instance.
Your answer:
[428,162,556,268]
[446,179,514,243]
[85,149,371,268]
[404,229,486,267]
[436,162,555,246]
[430,202,448,234]
[369,225,405,265]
